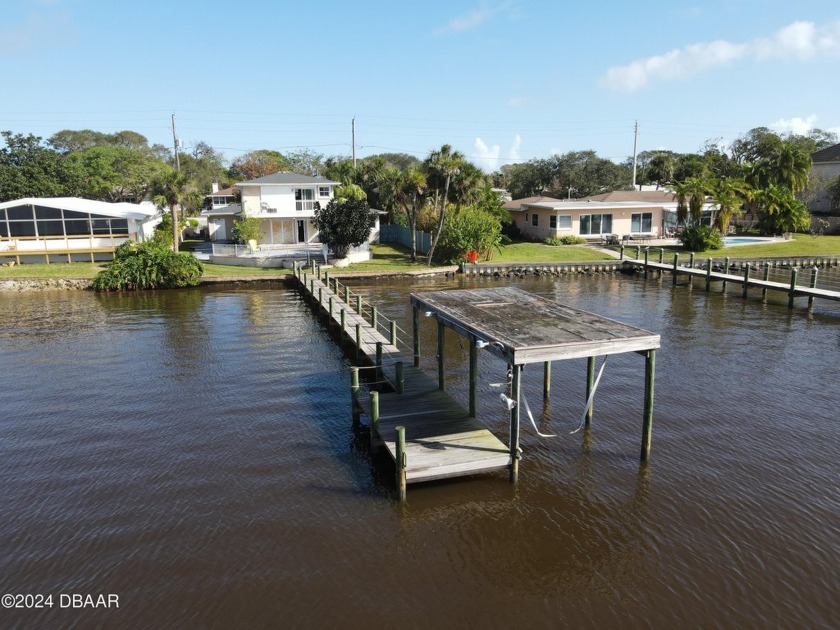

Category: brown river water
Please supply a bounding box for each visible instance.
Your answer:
[0,273,838,629]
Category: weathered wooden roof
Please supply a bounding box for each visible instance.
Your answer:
[411,287,660,365]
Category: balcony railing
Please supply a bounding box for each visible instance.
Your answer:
[296,200,316,212]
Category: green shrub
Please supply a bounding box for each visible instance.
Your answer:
[434,207,503,264]
[92,240,204,291]
[678,225,723,252]
[544,235,587,246]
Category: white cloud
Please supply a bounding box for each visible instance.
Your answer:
[771,115,819,135]
[600,20,840,92]
[433,2,514,36]
[473,135,521,172]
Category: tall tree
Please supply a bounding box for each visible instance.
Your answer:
[380,165,427,261]
[151,168,200,251]
[0,131,81,201]
[674,177,708,226]
[229,150,288,181]
[424,144,466,265]
[69,145,167,203]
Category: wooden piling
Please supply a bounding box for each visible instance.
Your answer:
[658,248,664,264]
[672,253,680,285]
[351,367,360,426]
[722,257,730,291]
[789,268,798,308]
[742,263,751,299]
[809,267,818,308]
[376,342,383,380]
[469,339,478,417]
[543,361,551,400]
[340,308,346,333]
[412,308,420,368]
[509,364,522,483]
[344,285,350,303]
[641,349,656,462]
[372,306,378,330]
[355,323,362,357]
[586,356,595,427]
[763,263,771,300]
[396,426,407,502]
[644,248,649,277]
[437,320,445,391]
[370,391,380,452]
[705,258,713,292]
[356,295,362,316]
[390,321,397,346]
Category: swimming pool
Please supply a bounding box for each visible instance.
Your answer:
[724,236,776,246]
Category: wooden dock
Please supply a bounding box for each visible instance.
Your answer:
[624,254,840,307]
[292,264,510,493]
[293,264,661,501]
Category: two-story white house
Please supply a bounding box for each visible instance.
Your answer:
[237,172,340,246]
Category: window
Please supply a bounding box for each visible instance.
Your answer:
[531,214,539,227]
[550,214,572,230]
[295,188,315,201]
[318,186,330,197]
[579,213,613,235]
[631,212,653,233]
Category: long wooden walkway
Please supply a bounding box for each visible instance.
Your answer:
[291,264,511,489]
[625,258,840,306]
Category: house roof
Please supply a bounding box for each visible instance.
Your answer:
[503,196,561,211]
[578,190,677,203]
[201,203,242,217]
[205,187,237,197]
[0,197,157,220]
[523,200,674,211]
[236,172,341,187]
[810,143,840,163]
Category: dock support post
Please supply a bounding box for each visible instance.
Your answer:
[356,295,362,316]
[328,296,333,323]
[396,426,407,502]
[808,267,818,308]
[437,321,445,391]
[372,306,378,330]
[370,391,380,452]
[620,245,624,260]
[390,321,397,347]
[395,361,404,394]
[644,248,649,277]
[543,361,551,400]
[351,367,360,426]
[340,308,346,334]
[705,258,713,292]
[788,268,798,309]
[412,308,420,367]
[636,245,641,260]
[318,286,323,306]
[586,356,595,427]
[672,253,680,285]
[763,263,771,300]
[659,248,664,264]
[344,285,350,304]
[722,257,730,291]
[742,263,751,299]
[509,364,522,483]
[376,342,383,381]
[469,339,478,417]
[355,323,362,358]
[641,349,656,462]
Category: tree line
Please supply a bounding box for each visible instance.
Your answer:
[2,125,838,260]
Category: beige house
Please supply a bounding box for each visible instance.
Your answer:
[507,191,679,242]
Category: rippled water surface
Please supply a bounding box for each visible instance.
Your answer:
[1,275,838,629]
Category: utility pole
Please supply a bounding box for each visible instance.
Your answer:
[631,120,639,190]
[352,117,356,169]
[171,113,180,172]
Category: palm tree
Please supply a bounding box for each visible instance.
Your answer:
[674,177,708,226]
[424,144,466,265]
[710,177,749,233]
[151,168,199,251]
[449,162,487,211]
[380,166,427,261]
[770,143,810,193]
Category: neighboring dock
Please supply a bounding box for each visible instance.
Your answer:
[620,248,840,308]
[292,263,660,501]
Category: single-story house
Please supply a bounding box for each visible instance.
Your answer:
[0,197,160,263]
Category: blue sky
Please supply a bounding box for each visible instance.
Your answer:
[2,0,839,172]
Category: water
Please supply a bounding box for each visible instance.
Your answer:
[0,276,838,629]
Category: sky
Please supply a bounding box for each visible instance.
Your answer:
[2,0,839,173]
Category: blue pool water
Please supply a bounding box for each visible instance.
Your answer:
[724,236,775,245]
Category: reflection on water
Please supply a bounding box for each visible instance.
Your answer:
[0,276,838,628]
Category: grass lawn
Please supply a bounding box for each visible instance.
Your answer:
[0,262,108,279]
[622,234,840,258]
[493,241,613,263]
